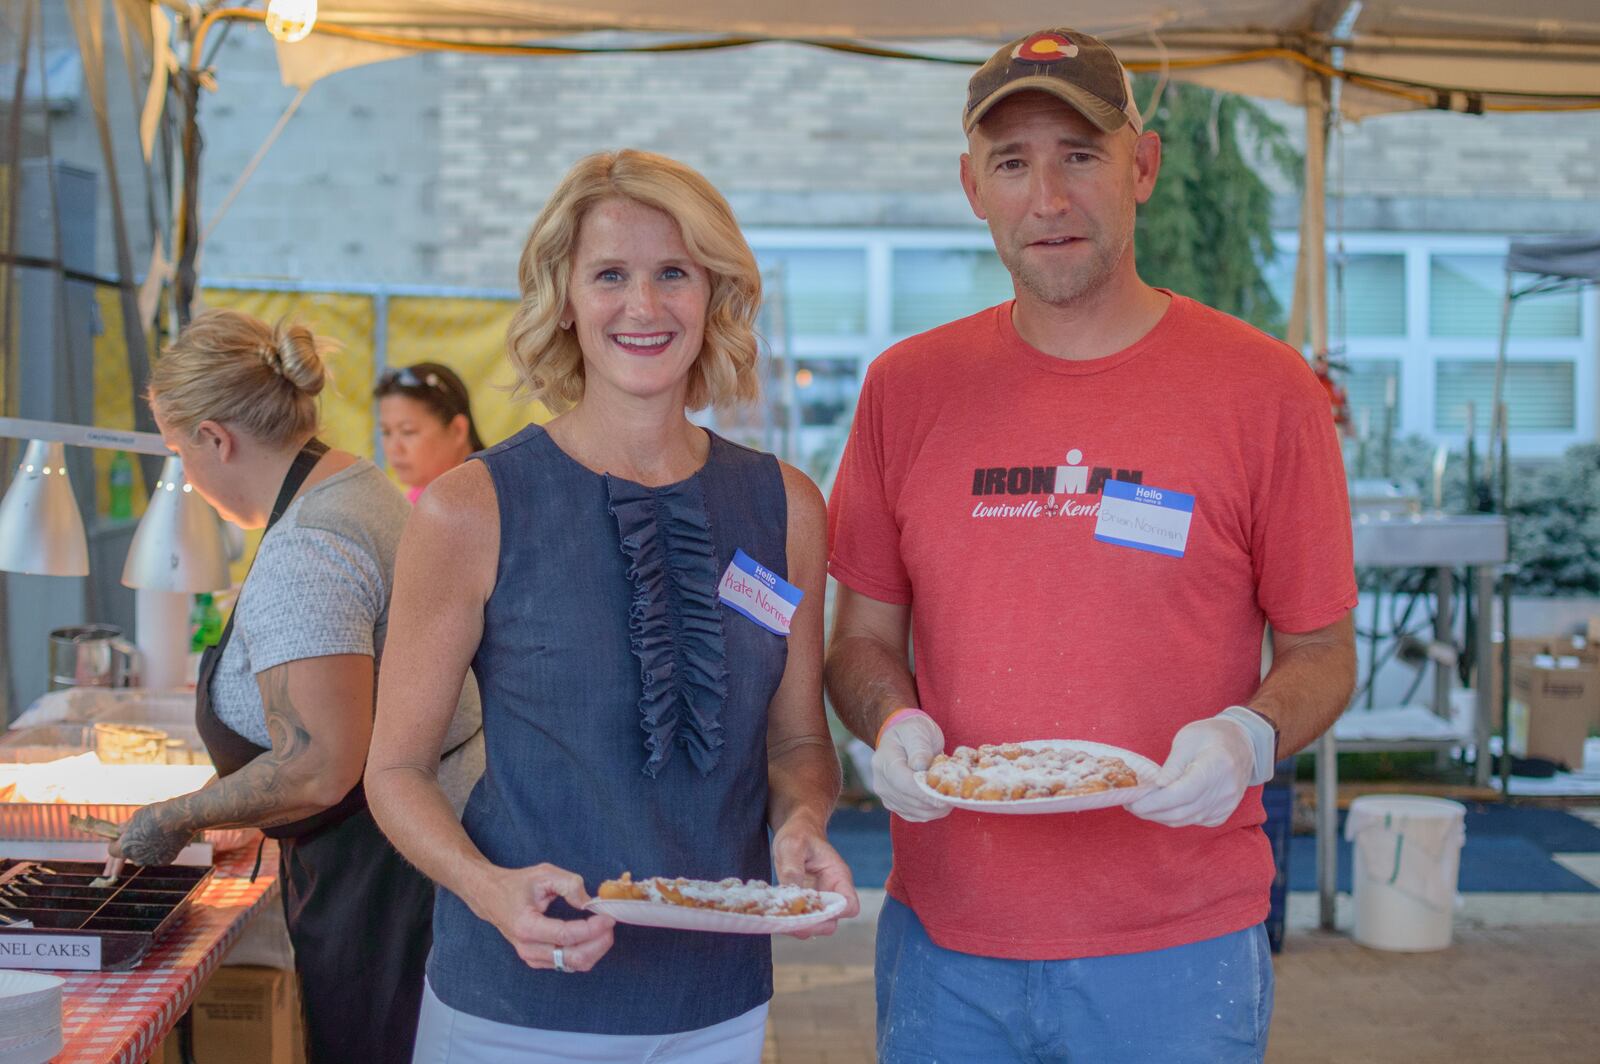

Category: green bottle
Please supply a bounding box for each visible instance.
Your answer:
[190,593,223,653]
[108,450,134,520]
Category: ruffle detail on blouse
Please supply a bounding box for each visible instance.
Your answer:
[605,474,729,778]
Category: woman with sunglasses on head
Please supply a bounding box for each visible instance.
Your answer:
[111,310,479,1062]
[374,362,486,503]
[365,149,859,1062]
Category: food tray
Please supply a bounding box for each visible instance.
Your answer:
[914,739,1160,814]
[0,803,257,853]
[585,891,849,934]
[0,858,213,971]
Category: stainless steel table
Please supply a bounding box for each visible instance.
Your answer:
[1316,513,1508,930]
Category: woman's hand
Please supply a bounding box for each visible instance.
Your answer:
[109,801,194,867]
[771,813,860,939]
[478,863,616,973]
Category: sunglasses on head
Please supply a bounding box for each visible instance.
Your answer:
[380,367,445,391]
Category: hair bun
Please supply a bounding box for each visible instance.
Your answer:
[272,322,326,396]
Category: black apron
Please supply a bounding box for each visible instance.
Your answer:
[194,439,433,1064]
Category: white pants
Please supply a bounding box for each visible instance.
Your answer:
[412,979,769,1063]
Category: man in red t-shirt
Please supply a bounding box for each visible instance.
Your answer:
[825,27,1357,1064]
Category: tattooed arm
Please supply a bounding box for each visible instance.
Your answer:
[112,654,374,865]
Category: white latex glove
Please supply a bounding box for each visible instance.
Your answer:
[871,711,952,822]
[1128,718,1255,828]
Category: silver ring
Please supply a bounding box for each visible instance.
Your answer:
[552,946,570,973]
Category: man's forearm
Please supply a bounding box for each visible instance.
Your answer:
[824,634,920,746]
[1247,636,1357,756]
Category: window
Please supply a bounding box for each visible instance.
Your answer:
[1260,252,1406,339]
[1434,360,1575,432]
[1333,255,1407,337]
[757,249,868,336]
[1429,255,1582,338]
[891,248,1013,334]
[791,358,860,428]
[1341,360,1402,435]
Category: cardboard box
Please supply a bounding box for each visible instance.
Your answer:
[1487,635,1598,727]
[1509,660,1599,770]
[189,964,304,1064]
[146,1030,182,1064]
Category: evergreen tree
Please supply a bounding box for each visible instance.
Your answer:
[1508,443,1600,595]
[1133,78,1302,335]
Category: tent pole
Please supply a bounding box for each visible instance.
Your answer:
[1498,407,1513,798]
[1301,66,1340,936]
[1285,80,1329,356]
[1488,269,1514,512]
[171,12,206,329]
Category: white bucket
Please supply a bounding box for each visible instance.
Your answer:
[1344,795,1467,952]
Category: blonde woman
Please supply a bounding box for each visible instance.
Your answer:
[112,310,481,1063]
[367,150,858,1062]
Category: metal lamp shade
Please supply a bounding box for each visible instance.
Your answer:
[121,455,231,592]
[0,439,90,576]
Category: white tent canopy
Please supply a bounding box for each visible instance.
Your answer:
[241,1,1600,355]
[148,0,1600,354]
[269,0,1600,119]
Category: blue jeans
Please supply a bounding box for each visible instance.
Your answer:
[876,897,1273,1064]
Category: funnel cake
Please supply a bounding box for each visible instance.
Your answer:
[598,873,827,917]
[925,743,1140,801]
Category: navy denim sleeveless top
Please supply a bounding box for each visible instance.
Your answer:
[427,423,790,1034]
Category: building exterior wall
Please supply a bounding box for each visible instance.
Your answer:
[21,22,1600,456]
[183,32,1600,287]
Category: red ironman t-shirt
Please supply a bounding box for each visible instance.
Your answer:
[827,294,1358,959]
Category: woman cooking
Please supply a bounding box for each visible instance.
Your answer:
[365,149,858,1061]
[111,309,464,1062]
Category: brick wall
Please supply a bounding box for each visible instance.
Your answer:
[180,29,1600,288]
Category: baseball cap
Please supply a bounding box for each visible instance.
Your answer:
[964,28,1143,136]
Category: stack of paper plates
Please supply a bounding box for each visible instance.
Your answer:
[0,971,64,1064]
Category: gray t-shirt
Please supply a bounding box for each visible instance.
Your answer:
[211,459,484,812]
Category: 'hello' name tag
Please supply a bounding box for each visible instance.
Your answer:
[1093,480,1195,558]
[718,549,803,636]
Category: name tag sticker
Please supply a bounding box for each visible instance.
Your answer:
[718,549,803,636]
[1093,480,1195,558]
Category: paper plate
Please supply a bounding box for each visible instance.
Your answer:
[585,891,850,934]
[0,1025,62,1064]
[0,972,62,1009]
[915,739,1159,815]
[0,972,62,1064]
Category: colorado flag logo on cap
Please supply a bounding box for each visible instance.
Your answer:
[1013,31,1080,63]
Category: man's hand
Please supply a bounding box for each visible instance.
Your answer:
[110,801,194,867]
[871,711,952,823]
[1128,718,1255,828]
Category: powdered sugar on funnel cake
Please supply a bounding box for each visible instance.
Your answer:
[915,739,1158,815]
[586,873,850,933]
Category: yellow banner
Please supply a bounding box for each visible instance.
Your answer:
[199,288,377,583]
[90,287,151,519]
[383,295,550,451]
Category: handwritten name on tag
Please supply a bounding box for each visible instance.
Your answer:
[0,933,101,970]
[718,549,803,636]
[1093,480,1195,558]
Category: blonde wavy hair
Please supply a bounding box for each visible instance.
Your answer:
[149,309,329,448]
[506,150,762,413]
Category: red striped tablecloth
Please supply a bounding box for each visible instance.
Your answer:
[54,841,280,1064]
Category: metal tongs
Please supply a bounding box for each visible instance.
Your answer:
[0,863,52,922]
[70,814,127,888]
